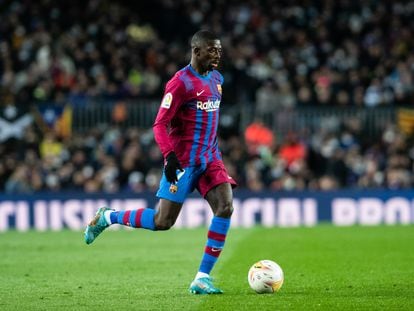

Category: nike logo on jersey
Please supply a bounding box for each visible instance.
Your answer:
[211,247,222,252]
[197,90,205,96]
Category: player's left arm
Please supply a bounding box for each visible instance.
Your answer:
[153,77,185,182]
[153,78,185,158]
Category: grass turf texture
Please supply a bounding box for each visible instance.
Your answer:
[1,225,413,310]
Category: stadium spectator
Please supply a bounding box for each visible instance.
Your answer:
[278,132,307,167]
[244,118,274,156]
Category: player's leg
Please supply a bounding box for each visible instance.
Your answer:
[84,167,195,244]
[189,183,233,294]
[84,199,182,244]
[102,199,182,230]
[190,160,237,294]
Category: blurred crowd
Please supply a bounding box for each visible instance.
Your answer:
[0,0,413,108]
[1,118,414,194]
[240,117,414,191]
[1,0,414,194]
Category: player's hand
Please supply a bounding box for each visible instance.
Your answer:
[165,152,183,183]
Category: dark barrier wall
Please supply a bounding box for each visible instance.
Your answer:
[1,190,413,231]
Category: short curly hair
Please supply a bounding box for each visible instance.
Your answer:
[191,30,219,48]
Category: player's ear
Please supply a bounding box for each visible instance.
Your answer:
[193,46,200,56]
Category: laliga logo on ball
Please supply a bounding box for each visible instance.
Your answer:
[248,260,284,294]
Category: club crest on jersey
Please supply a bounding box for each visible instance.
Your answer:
[197,99,220,112]
[217,84,222,94]
[161,92,173,109]
[169,184,178,193]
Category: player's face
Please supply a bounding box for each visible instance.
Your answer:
[199,40,222,71]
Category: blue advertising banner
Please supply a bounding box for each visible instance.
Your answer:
[0,190,413,231]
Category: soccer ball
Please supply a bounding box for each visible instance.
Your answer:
[248,260,284,294]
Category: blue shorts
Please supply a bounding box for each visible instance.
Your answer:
[156,164,207,203]
[156,160,237,204]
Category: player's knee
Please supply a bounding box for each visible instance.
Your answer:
[215,201,233,218]
[154,218,175,231]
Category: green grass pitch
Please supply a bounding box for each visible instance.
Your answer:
[1,225,414,310]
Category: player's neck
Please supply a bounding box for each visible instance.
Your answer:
[190,62,209,76]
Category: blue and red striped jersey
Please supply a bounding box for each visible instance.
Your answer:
[153,64,223,167]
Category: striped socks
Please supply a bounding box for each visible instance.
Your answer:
[197,216,230,276]
[103,210,231,275]
[104,209,156,230]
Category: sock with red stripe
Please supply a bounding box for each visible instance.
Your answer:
[197,216,230,276]
[106,209,156,230]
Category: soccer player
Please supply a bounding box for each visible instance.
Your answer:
[84,30,237,294]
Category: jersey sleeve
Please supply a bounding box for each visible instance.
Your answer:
[153,77,186,159]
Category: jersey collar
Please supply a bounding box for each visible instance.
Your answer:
[188,64,212,80]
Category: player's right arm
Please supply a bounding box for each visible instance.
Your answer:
[153,77,185,182]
